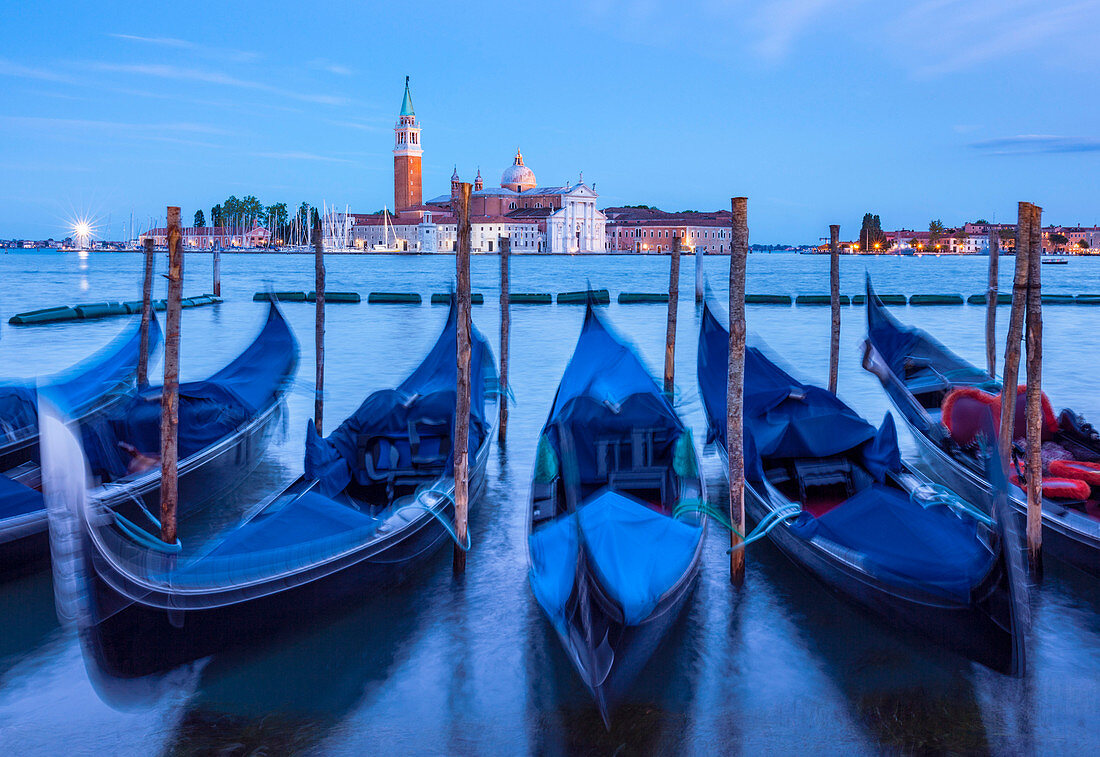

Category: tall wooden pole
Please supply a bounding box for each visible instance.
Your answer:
[694,234,704,304]
[453,182,472,574]
[313,218,325,433]
[1024,203,1044,575]
[160,206,183,545]
[986,227,1000,377]
[212,241,221,297]
[138,237,155,386]
[664,235,681,395]
[998,203,1032,468]
[498,234,510,445]
[828,224,841,394]
[728,197,748,586]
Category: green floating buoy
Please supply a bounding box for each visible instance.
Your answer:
[368,292,422,304]
[1041,294,1075,304]
[431,293,483,304]
[1076,295,1100,305]
[850,295,866,306]
[557,289,610,304]
[308,292,361,303]
[253,291,307,302]
[910,294,964,305]
[746,294,792,305]
[8,305,79,325]
[122,300,146,314]
[795,294,850,306]
[618,292,668,304]
[967,293,1013,305]
[876,294,908,305]
[509,293,552,304]
[74,302,129,319]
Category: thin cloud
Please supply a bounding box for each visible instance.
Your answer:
[750,0,850,62]
[0,115,233,136]
[90,62,347,105]
[969,134,1100,155]
[109,32,260,62]
[0,57,78,84]
[252,151,355,164]
[110,33,194,48]
[310,59,353,76]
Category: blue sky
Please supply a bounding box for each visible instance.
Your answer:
[1,0,1097,243]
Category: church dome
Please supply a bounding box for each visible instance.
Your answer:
[501,150,536,191]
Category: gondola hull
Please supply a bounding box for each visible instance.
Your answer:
[79,452,489,679]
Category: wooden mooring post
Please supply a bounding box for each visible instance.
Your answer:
[828,224,840,394]
[1025,203,1044,575]
[728,197,748,586]
[998,202,1032,469]
[313,218,325,433]
[498,234,510,445]
[694,239,704,304]
[453,182,473,574]
[664,235,681,395]
[138,237,155,386]
[160,207,183,545]
[212,242,221,297]
[985,228,999,377]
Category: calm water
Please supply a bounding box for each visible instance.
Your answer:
[2,250,1100,755]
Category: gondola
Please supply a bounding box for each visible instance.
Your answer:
[52,300,495,679]
[527,302,706,725]
[863,275,1100,576]
[698,301,1026,675]
[1,317,159,573]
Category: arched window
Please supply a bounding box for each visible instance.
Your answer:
[509,202,517,209]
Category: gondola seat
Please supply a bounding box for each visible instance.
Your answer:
[1009,473,1090,500]
[1049,460,1100,487]
[942,385,1058,446]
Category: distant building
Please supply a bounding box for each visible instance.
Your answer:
[603,207,733,253]
[139,225,269,248]
[349,79,606,253]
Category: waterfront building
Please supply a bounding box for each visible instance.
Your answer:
[139,225,269,248]
[603,206,733,253]
[350,79,606,253]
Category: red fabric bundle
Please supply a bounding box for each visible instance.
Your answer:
[1010,473,1090,500]
[941,385,1058,445]
[1049,459,1100,487]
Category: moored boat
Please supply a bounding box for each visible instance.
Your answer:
[863,275,1100,576]
[51,301,496,679]
[527,302,706,725]
[699,301,1026,675]
[1,317,159,574]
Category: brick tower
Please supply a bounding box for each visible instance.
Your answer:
[393,76,422,213]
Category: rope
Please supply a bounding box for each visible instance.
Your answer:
[911,483,994,527]
[112,511,182,553]
[673,498,802,551]
[395,485,471,551]
[672,498,732,530]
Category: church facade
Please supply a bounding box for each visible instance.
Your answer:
[350,79,606,253]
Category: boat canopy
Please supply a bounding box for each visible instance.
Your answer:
[699,303,900,481]
[866,276,991,393]
[305,300,496,496]
[0,316,158,444]
[529,489,701,626]
[80,304,295,481]
[0,473,41,520]
[543,305,684,486]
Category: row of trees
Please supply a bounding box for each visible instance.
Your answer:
[190,197,323,245]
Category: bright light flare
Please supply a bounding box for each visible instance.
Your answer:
[69,216,97,249]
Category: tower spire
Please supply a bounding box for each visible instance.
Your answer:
[393,77,422,212]
[400,75,414,117]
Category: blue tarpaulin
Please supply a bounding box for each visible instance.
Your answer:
[0,474,42,520]
[794,483,993,600]
[304,301,496,495]
[529,490,702,626]
[0,316,158,446]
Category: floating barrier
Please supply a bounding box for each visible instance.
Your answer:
[1041,294,1075,305]
[1077,295,1100,305]
[966,293,1013,305]
[745,294,793,305]
[368,292,422,304]
[8,306,79,325]
[872,294,907,305]
[909,294,964,306]
[431,293,483,304]
[795,294,850,306]
[253,291,307,302]
[74,302,129,319]
[308,291,360,303]
[509,293,552,304]
[618,292,669,304]
[557,289,610,304]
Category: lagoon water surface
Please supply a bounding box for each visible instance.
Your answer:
[2,250,1099,754]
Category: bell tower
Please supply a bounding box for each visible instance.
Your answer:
[393,76,422,213]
